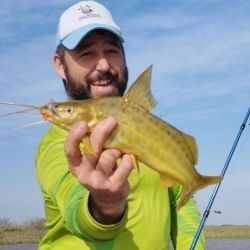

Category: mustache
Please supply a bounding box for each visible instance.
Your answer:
[87,70,119,84]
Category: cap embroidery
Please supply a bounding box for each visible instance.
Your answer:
[78,5,93,14]
[77,5,101,21]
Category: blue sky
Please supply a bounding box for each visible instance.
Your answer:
[0,0,249,225]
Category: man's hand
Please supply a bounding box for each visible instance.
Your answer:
[64,117,133,224]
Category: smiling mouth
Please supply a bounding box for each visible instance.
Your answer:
[91,80,113,86]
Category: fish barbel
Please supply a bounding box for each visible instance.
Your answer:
[0,66,222,210]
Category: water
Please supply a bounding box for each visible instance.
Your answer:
[206,239,250,250]
[0,245,37,250]
[1,240,250,250]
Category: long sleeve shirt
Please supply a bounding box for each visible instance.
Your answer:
[35,125,205,250]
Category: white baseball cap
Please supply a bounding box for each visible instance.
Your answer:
[56,1,123,49]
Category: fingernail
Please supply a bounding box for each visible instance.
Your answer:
[76,121,88,131]
[107,116,117,126]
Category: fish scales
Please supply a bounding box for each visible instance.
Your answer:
[90,97,198,187]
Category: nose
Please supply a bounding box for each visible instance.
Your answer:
[96,57,110,72]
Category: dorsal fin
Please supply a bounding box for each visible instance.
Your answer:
[124,65,157,111]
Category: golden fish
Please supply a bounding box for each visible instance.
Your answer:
[0,66,222,210]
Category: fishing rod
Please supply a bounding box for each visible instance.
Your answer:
[190,107,250,250]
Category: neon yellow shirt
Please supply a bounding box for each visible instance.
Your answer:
[35,125,205,250]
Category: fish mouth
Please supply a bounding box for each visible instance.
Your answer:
[40,109,53,121]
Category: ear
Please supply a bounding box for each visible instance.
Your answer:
[53,53,66,80]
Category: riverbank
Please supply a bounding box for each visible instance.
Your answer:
[0,219,44,245]
[0,218,250,245]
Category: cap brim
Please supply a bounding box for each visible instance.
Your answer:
[60,24,124,50]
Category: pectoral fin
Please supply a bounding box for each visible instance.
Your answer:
[81,136,96,156]
[131,154,140,174]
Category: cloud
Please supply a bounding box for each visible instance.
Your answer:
[0,0,76,53]
[0,34,66,103]
[121,0,250,116]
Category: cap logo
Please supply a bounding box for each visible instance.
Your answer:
[78,5,93,14]
[77,4,101,21]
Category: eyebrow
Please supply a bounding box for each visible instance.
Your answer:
[75,42,93,53]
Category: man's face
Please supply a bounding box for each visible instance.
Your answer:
[60,30,128,100]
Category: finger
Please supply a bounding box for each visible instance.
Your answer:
[110,154,133,185]
[96,149,122,176]
[90,117,117,155]
[65,121,89,167]
[81,117,117,172]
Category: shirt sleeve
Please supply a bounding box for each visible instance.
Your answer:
[35,128,128,241]
[169,185,205,250]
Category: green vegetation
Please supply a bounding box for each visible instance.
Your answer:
[0,218,250,245]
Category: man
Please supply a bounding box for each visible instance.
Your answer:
[35,1,205,249]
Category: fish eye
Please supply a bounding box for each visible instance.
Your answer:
[65,107,73,114]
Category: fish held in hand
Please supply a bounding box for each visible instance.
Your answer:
[0,66,222,210]
[39,66,222,210]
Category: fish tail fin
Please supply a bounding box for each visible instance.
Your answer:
[176,174,222,211]
[197,174,223,191]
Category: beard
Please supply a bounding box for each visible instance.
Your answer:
[62,65,128,100]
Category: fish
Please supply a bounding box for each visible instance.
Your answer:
[0,66,222,210]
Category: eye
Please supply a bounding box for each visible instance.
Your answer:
[106,47,121,56]
[79,50,94,58]
[65,107,73,114]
